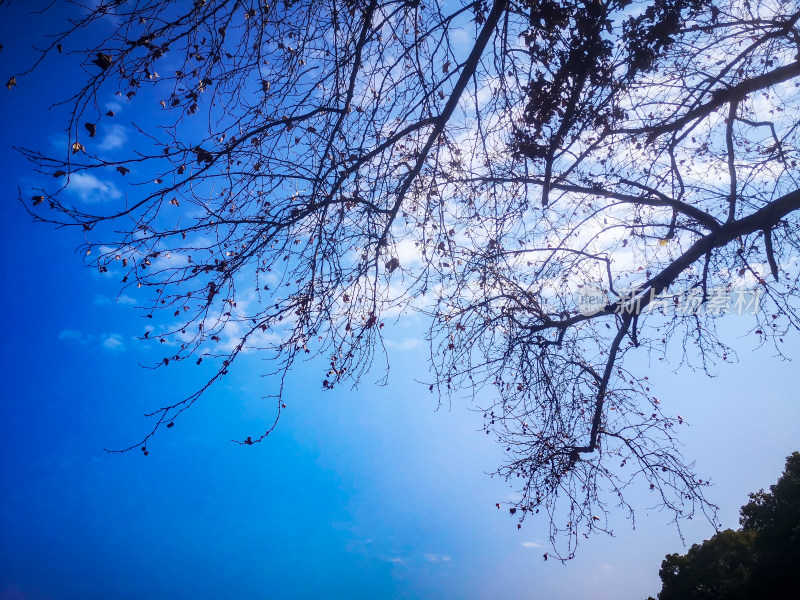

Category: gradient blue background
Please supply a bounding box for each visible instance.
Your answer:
[1,3,798,599]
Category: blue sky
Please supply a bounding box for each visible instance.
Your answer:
[1,3,799,599]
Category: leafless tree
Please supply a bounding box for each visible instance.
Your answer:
[8,0,800,558]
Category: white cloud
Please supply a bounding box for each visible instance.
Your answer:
[423,553,451,563]
[98,124,128,151]
[93,294,134,305]
[59,329,125,351]
[384,557,404,564]
[521,541,544,548]
[66,172,122,203]
[393,238,423,268]
[102,334,124,350]
[385,337,423,351]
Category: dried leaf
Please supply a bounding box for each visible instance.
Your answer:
[6,76,16,90]
[71,141,84,154]
[92,52,112,70]
[84,122,97,137]
[116,166,130,175]
[32,195,44,206]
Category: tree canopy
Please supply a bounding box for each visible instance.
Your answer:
[650,452,800,599]
[6,0,800,558]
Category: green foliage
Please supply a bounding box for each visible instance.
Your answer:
[651,452,800,599]
[656,529,756,600]
[740,452,800,597]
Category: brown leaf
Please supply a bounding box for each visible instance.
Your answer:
[385,257,400,273]
[105,110,115,117]
[194,147,214,164]
[32,195,44,206]
[57,44,62,53]
[84,122,97,137]
[116,166,130,175]
[442,61,451,74]
[53,170,67,178]
[71,141,84,154]
[6,76,16,90]
[92,53,112,70]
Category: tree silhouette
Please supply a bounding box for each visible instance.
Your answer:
[6,0,800,558]
[650,452,800,599]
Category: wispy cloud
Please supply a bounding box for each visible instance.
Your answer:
[102,334,124,349]
[521,541,544,548]
[58,329,84,341]
[385,337,423,351]
[98,124,128,151]
[93,294,137,306]
[66,173,121,203]
[423,553,451,563]
[59,329,125,351]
